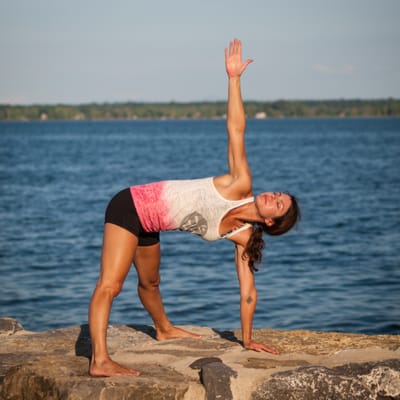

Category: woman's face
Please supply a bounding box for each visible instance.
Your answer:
[255,192,292,222]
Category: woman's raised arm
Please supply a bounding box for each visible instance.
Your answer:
[220,39,253,194]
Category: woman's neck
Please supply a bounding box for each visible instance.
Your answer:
[227,201,263,223]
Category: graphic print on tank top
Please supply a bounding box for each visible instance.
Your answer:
[179,211,208,236]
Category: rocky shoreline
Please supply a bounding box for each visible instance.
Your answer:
[0,317,399,399]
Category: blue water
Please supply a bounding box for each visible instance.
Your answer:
[1,118,399,335]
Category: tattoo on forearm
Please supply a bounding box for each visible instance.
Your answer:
[246,296,253,304]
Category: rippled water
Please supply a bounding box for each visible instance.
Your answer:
[0,118,399,334]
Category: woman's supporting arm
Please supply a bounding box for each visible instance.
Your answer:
[235,243,279,354]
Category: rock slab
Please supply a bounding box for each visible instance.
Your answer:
[253,359,400,400]
[0,318,399,400]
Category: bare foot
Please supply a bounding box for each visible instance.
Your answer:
[89,358,140,377]
[156,325,202,341]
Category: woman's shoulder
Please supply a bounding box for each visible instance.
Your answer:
[213,174,253,200]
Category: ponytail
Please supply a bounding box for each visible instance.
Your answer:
[244,223,265,272]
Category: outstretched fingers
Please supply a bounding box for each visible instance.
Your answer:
[227,38,241,57]
[245,340,280,354]
[225,38,253,77]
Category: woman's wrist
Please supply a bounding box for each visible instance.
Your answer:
[243,338,252,347]
[241,330,252,346]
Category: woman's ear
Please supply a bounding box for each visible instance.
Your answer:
[264,217,275,227]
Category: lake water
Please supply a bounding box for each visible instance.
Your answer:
[0,118,399,335]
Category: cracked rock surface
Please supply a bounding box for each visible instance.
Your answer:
[1,318,399,400]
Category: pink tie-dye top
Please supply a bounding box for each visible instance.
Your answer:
[130,177,254,242]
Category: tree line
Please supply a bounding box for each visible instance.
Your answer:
[0,99,399,121]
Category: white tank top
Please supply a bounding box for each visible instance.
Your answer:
[130,177,254,241]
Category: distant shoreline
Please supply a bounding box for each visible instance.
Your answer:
[1,99,399,121]
[2,116,400,124]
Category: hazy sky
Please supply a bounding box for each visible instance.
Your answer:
[1,0,399,104]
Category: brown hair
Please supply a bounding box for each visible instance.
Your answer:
[244,194,300,272]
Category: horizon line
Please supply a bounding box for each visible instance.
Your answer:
[1,97,399,107]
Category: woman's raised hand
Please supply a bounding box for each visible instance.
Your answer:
[225,38,253,78]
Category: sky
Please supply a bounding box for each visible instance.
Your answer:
[0,0,399,104]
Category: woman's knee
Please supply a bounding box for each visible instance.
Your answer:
[138,274,161,291]
[96,279,124,298]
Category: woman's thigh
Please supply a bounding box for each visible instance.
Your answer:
[98,223,139,287]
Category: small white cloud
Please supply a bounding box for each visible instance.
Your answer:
[312,63,356,75]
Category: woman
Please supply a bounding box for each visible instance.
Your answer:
[89,39,300,377]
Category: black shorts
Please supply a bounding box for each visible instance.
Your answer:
[104,188,160,246]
